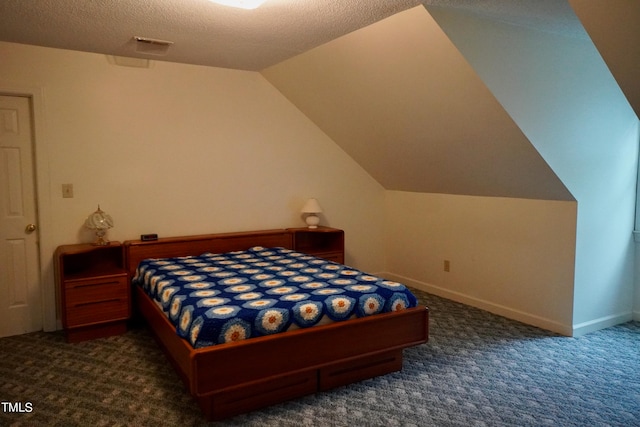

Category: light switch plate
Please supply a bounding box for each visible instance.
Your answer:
[62,184,73,198]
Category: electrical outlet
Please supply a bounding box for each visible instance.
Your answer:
[444,260,450,272]
[62,184,74,198]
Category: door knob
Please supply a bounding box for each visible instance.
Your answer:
[25,223,37,233]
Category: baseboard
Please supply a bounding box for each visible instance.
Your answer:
[381,272,574,336]
[572,312,634,337]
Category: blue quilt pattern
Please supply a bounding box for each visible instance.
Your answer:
[133,247,417,349]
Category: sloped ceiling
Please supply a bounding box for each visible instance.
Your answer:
[424,0,589,40]
[1,1,635,200]
[569,0,640,119]
[262,6,573,200]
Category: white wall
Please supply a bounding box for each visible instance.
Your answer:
[384,191,577,334]
[0,41,386,331]
[427,7,639,333]
[635,235,640,319]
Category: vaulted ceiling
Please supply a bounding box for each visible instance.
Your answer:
[0,1,637,199]
[262,6,572,200]
[568,0,640,119]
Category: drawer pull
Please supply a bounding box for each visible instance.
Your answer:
[71,281,120,289]
[74,298,122,307]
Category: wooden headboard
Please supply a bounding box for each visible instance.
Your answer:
[123,229,293,278]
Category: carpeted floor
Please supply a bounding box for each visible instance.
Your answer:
[1,289,639,426]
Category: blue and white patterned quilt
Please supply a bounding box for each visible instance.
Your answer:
[133,246,417,349]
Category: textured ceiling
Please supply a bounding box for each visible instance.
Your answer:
[0,0,586,71]
[0,0,420,71]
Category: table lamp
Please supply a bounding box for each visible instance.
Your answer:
[301,198,322,229]
[84,205,114,245]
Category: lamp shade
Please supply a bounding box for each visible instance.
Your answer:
[301,198,323,214]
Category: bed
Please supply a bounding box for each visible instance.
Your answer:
[123,229,428,421]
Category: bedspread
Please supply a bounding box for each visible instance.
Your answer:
[132,246,417,348]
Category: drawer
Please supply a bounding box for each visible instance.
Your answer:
[319,349,402,391]
[64,275,129,328]
[65,275,127,304]
[65,299,129,328]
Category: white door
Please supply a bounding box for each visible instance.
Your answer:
[0,95,41,337]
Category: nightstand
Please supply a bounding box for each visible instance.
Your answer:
[54,242,130,342]
[289,226,345,264]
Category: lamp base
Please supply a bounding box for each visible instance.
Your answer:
[305,214,320,229]
[93,230,110,246]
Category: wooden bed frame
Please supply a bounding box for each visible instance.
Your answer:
[123,229,429,421]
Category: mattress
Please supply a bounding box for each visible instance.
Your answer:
[132,246,418,348]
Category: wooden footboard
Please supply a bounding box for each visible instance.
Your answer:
[136,286,428,420]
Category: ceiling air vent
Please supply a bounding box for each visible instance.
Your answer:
[133,36,173,56]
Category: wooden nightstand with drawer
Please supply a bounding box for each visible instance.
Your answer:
[54,242,130,342]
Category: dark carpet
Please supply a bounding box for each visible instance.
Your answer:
[1,289,638,426]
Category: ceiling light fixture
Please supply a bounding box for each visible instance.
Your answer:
[208,0,267,10]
